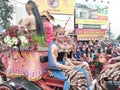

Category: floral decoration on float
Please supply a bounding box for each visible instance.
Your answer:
[0,25,48,51]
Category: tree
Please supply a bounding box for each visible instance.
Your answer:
[117,34,120,40]
[0,0,14,29]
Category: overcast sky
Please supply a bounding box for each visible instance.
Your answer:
[108,0,120,38]
[13,0,120,38]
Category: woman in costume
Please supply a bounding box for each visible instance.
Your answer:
[64,34,93,86]
[93,47,120,90]
[48,26,90,90]
[19,0,45,37]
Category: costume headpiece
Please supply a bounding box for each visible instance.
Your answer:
[54,25,65,36]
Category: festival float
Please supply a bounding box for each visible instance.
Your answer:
[0,25,49,79]
[0,26,63,90]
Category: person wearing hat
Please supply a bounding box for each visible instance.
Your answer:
[41,11,54,45]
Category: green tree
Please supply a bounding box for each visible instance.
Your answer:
[117,34,120,40]
[0,0,14,29]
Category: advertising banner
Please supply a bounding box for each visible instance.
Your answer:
[75,2,108,25]
[97,13,108,20]
[34,0,74,14]
[77,28,106,40]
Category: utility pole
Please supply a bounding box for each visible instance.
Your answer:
[108,22,111,43]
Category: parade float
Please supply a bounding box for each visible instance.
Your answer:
[0,25,47,79]
[0,26,64,90]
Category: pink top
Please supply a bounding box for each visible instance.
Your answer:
[43,20,54,45]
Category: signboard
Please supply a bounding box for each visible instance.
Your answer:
[97,13,108,20]
[83,24,101,29]
[76,19,108,25]
[75,2,108,25]
[34,0,74,31]
[34,0,74,14]
[77,28,106,40]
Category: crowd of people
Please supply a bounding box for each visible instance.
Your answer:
[74,41,120,89]
[0,0,120,90]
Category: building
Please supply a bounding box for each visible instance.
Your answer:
[75,1,109,42]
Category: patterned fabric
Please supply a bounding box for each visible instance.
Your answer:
[93,62,120,90]
[77,61,90,72]
[48,41,88,90]
[63,69,87,90]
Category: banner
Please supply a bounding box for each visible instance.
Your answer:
[76,19,108,25]
[34,0,74,14]
[77,28,106,40]
[97,13,108,20]
[83,24,101,29]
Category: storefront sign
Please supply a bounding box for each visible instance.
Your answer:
[77,28,106,40]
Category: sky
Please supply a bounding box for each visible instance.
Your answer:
[12,0,120,38]
[108,0,120,38]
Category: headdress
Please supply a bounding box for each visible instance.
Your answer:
[53,25,65,36]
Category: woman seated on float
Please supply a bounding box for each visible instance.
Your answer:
[63,34,93,85]
[48,25,91,90]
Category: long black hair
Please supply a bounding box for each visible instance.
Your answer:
[27,0,45,36]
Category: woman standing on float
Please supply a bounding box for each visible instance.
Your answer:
[19,0,45,37]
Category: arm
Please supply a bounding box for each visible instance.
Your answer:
[18,16,30,28]
[108,56,120,63]
[51,45,75,70]
[65,57,74,66]
[18,19,23,26]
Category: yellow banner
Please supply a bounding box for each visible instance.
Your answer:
[77,35,106,41]
[34,0,74,14]
[76,19,109,25]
